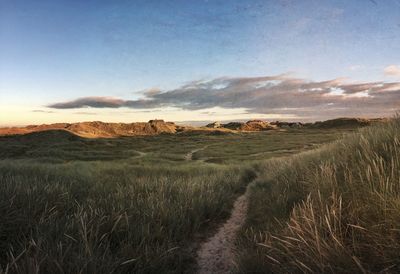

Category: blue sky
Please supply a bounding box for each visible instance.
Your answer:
[1,0,400,125]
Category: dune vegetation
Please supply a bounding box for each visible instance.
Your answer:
[238,117,400,273]
[0,124,365,273]
[0,161,255,273]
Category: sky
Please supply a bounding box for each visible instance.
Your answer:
[1,0,400,126]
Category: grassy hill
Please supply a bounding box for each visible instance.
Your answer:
[238,117,400,273]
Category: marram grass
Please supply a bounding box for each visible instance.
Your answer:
[0,162,253,273]
[238,118,400,273]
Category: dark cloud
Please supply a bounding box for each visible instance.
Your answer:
[48,75,400,120]
[48,97,125,109]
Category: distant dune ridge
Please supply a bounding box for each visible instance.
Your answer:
[0,119,180,138]
[0,118,388,138]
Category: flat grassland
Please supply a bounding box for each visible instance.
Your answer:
[0,127,349,273]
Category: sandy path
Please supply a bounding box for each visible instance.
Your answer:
[184,146,208,161]
[196,189,249,274]
[130,150,147,159]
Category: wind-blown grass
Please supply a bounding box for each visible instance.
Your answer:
[238,118,400,273]
[0,127,350,273]
[0,161,253,273]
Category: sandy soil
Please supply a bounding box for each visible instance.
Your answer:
[196,190,249,273]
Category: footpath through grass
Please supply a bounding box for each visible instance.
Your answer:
[238,118,400,273]
[0,161,254,273]
[0,127,349,273]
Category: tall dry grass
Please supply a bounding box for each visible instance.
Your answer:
[238,118,400,273]
[0,161,253,273]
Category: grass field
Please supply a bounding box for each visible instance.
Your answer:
[0,128,350,164]
[0,127,355,273]
[238,118,400,273]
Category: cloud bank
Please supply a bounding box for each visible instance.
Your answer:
[48,74,400,120]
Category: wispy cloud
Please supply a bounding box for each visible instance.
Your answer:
[348,65,364,71]
[73,111,98,115]
[48,74,400,120]
[384,65,400,77]
[32,110,55,113]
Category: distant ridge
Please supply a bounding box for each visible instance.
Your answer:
[206,118,388,131]
[0,118,389,138]
[310,117,388,128]
[0,120,180,138]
